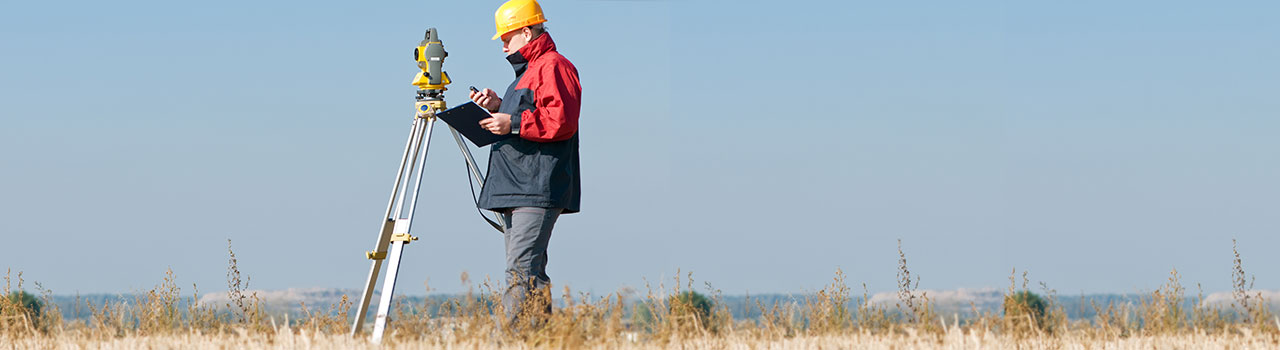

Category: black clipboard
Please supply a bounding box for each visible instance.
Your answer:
[436,102,514,147]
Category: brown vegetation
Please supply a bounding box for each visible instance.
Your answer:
[2,240,1277,349]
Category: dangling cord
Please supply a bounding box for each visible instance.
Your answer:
[465,158,505,233]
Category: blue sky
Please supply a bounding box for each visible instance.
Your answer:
[2,0,1277,296]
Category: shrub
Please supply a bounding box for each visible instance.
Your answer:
[6,290,42,321]
[632,290,715,333]
[1004,290,1047,331]
[671,291,713,327]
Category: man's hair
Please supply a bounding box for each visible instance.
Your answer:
[529,24,548,38]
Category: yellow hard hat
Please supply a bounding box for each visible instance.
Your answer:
[492,0,548,40]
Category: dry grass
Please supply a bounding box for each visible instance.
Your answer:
[5,328,1280,350]
[2,240,1279,349]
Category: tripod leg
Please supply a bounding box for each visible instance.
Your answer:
[448,126,507,231]
[403,118,436,226]
[352,116,428,336]
[371,234,411,344]
[368,117,436,343]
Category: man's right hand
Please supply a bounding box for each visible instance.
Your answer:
[469,88,502,112]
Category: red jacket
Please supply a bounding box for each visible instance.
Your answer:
[478,34,582,213]
[509,34,581,142]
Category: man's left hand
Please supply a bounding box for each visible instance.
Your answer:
[480,113,512,135]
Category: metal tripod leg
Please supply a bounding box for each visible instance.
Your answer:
[370,227,420,343]
[370,117,435,343]
[351,114,435,339]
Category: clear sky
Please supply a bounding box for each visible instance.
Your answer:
[2,0,1277,296]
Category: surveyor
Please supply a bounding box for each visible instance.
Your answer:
[469,0,582,328]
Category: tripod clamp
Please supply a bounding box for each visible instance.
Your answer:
[365,232,418,260]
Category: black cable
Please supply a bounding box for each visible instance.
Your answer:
[465,156,504,233]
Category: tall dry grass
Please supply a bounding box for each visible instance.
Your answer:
[2,239,1278,349]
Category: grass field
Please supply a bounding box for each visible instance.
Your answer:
[5,329,1280,349]
[3,240,1277,349]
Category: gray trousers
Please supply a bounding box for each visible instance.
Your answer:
[501,207,562,325]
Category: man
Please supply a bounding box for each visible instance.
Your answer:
[469,0,582,327]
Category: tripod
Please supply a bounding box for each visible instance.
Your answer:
[349,28,502,343]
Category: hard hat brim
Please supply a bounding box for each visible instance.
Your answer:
[492,19,548,40]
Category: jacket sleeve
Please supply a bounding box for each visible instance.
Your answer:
[514,60,581,142]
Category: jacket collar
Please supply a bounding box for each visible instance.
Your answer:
[506,34,556,77]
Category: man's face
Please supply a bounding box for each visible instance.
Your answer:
[501,27,532,54]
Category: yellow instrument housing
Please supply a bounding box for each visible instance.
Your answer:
[413,41,451,91]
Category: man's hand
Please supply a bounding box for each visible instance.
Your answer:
[469,88,502,112]
[479,113,512,135]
